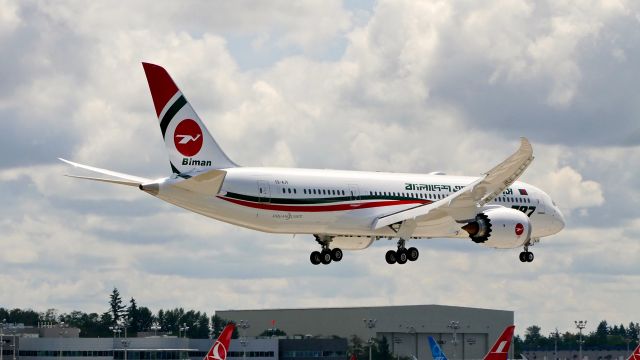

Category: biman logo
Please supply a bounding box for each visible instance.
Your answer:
[174,119,203,157]
[515,223,524,236]
[207,341,227,360]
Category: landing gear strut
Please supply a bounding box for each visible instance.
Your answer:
[310,235,343,265]
[519,244,534,263]
[385,239,419,265]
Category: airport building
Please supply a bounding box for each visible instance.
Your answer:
[1,305,513,360]
[218,304,514,360]
[2,334,346,360]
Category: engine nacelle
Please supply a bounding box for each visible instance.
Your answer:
[462,207,531,249]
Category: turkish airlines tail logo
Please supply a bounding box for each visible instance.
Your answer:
[628,344,640,360]
[483,325,515,360]
[205,323,235,360]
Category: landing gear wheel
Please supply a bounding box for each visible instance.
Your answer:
[519,251,534,262]
[320,249,332,265]
[331,248,343,262]
[397,249,408,264]
[407,247,419,261]
[310,251,321,265]
[385,250,397,264]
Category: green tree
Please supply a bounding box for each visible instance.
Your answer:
[259,328,287,337]
[211,315,227,338]
[348,334,366,360]
[372,336,393,360]
[127,298,140,334]
[109,288,126,324]
[513,334,524,355]
[137,307,154,333]
[524,325,543,347]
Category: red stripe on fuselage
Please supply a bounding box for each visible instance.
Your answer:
[217,196,430,212]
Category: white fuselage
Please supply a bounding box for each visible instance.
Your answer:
[151,167,564,247]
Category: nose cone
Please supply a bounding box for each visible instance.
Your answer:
[551,207,565,234]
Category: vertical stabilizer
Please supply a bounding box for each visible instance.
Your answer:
[428,336,448,360]
[204,323,235,360]
[628,344,640,360]
[483,326,515,360]
[142,62,237,174]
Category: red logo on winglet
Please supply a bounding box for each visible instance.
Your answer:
[515,223,524,236]
[174,119,203,157]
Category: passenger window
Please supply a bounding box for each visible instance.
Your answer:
[294,189,297,194]
[322,189,326,195]
[288,188,291,194]
[282,188,285,194]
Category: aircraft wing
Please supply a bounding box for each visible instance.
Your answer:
[372,138,534,231]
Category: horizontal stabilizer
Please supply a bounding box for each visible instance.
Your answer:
[64,174,141,187]
[59,158,151,185]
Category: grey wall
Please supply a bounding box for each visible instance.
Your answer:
[217,305,514,360]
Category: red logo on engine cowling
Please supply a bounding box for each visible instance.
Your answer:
[174,119,203,157]
[515,223,524,236]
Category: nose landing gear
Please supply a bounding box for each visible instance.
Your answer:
[519,242,534,263]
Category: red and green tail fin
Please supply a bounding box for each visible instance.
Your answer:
[142,62,237,174]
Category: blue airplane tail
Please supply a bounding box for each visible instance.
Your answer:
[428,336,448,360]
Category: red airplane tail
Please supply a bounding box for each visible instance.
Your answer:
[628,343,640,360]
[204,323,235,360]
[483,325,515,360]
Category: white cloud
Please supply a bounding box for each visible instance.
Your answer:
[536,166,605,212]
[1,0,640,337]
[0,0,21,38]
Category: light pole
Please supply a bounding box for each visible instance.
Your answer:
[363,319,377,360]
[9,327,16,360]
[151,323,161,336]
[574,321,586,360]
[448,321,460,360]
[179,323,190,338]
[238,320,250,360]
[1,319,6,360]
[550,329,559,360]
[59,326,68,359]
[406,325,418,359]
[109,324,122,339]
[121,320,130,360]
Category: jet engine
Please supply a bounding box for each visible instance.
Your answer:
[461,207,531,249]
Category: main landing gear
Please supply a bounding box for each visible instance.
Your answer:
[519,244,534,263]
[310,235,343,265]
[385,239,419,265]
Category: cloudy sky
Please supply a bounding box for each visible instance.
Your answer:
[1,0,639,336]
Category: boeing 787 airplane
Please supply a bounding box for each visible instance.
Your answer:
[61,63,565,265]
